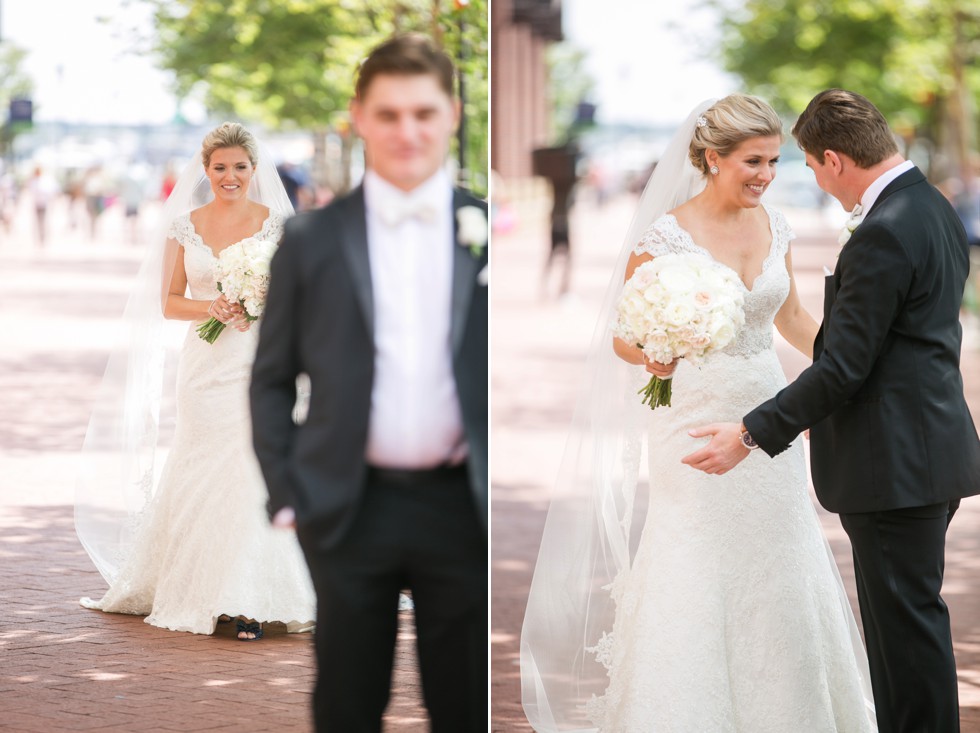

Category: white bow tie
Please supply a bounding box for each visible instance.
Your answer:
[378,198,439,227]
[847,203,864,224]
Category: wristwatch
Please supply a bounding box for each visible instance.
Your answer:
[739,424,759,451]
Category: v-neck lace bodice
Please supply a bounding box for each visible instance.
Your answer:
[168,212,284,301]
[634,204,794,358]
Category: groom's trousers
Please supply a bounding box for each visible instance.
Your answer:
[296,464,487,733]
[840,500,960,733]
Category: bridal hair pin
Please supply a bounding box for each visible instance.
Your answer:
[696,115,708,128]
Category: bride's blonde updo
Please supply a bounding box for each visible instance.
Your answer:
[201,122,259,168]
[689,94,783,175]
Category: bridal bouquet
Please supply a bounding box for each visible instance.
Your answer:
[613,253,745,408]
[197,237,278,344]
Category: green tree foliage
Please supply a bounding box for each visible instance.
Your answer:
[0,42,34,157]
[546,43,595,144]
[438,0,489,194]
[710,0,980,176]
[0,43,32,107]
[141,0,488,194]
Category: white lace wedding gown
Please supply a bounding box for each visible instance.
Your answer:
[586,206,875,732]
[81,212,316,635]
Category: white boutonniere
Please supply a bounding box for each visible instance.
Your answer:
[457,206,488,258]
[838,203,864,249]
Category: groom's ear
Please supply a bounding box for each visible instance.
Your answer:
[824,150,844,176]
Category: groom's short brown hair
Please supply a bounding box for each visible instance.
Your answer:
[355,33,456,101]
[792,89,899,168]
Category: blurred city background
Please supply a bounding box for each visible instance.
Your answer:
[491,1,980,730]
[0,0,488,250]
[494,0,979,237]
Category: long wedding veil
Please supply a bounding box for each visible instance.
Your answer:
[519,100,876,731]
[75,141,294,585]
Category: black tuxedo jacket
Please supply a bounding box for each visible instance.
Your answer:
[744,168,980,513]
[250,186,488,548]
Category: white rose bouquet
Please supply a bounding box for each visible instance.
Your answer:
[613,253,746,408]
[197,236,278,344]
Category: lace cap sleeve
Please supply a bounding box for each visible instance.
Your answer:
[167,214,194,248]
[766,205,796,258]
[633,215,695,258]
[262,211,286,244]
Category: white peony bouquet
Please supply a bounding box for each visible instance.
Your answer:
[197,236,278,344]
[613,253,746,408]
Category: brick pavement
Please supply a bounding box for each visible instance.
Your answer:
[0,198,427,732]
[490,193,980,731]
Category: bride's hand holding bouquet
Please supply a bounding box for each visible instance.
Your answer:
[197,236,278,344]
[205,294,248,332]
[613,252,745,408]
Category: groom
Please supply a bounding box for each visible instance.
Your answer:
[683,89,980,732]
[249,34,487,732]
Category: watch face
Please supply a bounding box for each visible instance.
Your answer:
[741,431,758,449]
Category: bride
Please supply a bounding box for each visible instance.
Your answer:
[520,95,877,731]
[77,122,315,640]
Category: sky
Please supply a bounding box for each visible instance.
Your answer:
[563,0,737,127]
[1,0,180,125]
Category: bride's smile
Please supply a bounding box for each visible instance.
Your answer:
[206,146,255,201]
[705,134,781,210]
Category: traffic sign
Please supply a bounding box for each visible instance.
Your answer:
[9,98,32,124]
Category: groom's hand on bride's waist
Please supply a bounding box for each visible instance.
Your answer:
[682,422,750,475]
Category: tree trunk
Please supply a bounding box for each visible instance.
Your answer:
[311,127,329,190]
[948,9,974,184]
[340,133,354,195]
[431,0,443,45]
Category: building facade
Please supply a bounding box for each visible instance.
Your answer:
[491,0,562,179]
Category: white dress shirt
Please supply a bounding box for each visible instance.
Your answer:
[362,169,466,469]
[860,159,915,213]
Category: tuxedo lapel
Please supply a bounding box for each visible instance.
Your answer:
[338,187,374,339]
[450,190,484,354]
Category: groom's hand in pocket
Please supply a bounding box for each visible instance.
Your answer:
[682,422,749,474]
